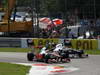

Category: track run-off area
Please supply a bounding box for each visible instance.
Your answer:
[0,52,100,75]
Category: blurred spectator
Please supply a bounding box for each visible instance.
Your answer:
[80,18,89,26]
[68,14,76,26]
[80,17,89,35]
[49,30,59,38]
[59,26,69,38]
[96,18,100,27]
[93,18,100,37]
[68,29,77,39]
[27,39,34,47]
[89,20,95,31]
[40,29,48,38]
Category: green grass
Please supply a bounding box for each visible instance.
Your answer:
[0,62,30,75]
[0,48,32,52]
[85,50,100,55]
[0,48,100,55]
[0,48,41,53]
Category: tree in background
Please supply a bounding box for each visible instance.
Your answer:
[0,0,7,8]
[40,0,61,18]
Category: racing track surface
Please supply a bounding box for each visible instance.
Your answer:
[0,52,100,75]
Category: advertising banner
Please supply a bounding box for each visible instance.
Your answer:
[71,39,98,50]
[32,38,59,47]
[98,40,100,50]
[27,39,98,50]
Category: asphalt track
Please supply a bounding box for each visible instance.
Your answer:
[0,52,100,75]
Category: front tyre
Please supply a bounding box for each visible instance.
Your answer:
[27,52,34,61]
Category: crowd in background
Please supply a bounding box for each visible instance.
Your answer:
[38,25,70,38]
[36,11,100,39]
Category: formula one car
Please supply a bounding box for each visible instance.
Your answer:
[27,46,71,63]
[27,52,71,63]
[63,40,88,58]
[44,52,71,63]
[60,49,88,58]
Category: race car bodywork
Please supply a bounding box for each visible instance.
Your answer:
[27,52,71,63]
[60,49,88,58]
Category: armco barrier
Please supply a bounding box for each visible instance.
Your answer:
[0,38,21,47]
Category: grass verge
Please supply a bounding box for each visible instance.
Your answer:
[0,48,100,55]
[0,62,30,75]
[85,50,100,55]
[0,48,41,53]
[0,48,31,52]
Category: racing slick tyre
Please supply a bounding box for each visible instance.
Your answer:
[86,54,88,57]
[84,54,89,58]
[27,52,34,61]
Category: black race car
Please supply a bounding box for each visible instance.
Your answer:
[59,49,88,58]
[63,39,88,58]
